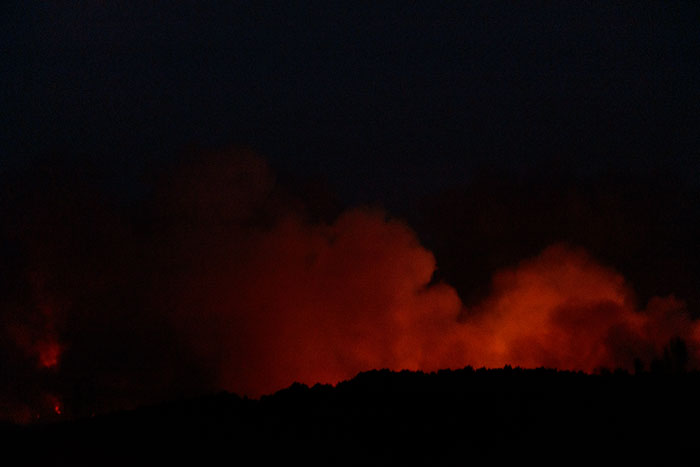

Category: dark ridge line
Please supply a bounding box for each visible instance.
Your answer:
[8,364,699,429]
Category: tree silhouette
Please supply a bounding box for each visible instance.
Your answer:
[664,337,689,374]
[650,337,689,374]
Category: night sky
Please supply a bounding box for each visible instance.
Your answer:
[2,1,700,422]
[4,2,699,202]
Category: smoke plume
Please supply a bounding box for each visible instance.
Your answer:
[452,245,696,372]
[0,148,696,422]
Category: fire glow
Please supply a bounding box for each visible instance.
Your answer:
[38,341,61,369]
[1,150,697,422]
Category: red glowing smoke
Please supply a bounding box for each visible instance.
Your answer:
[451,245,696,373]
[151,152,697,396]
[170,207,463,396]
[5,276,64,372]
[1,149,697,420]
[171,210,697,396]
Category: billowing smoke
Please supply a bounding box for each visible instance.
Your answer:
[451,245,696,372]
[145,150,462,396]
[172,207,463,396]
[0,148,696,422]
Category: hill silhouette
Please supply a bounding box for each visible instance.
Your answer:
[5,366,699,465]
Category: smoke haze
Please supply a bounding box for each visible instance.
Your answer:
[0,149,696,422]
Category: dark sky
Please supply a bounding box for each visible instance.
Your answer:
[3,1,699,206]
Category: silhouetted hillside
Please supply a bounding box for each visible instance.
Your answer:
[6,367,700,465]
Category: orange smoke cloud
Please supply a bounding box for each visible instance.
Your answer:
[160,154,697,396]
[452,245,696,372]
[170,208,463,396]
[2,149,698,420]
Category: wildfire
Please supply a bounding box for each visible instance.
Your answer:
[38,341,62,369]
[43,394,63,418]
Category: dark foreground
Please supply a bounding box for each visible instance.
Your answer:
[5,367,699,465]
